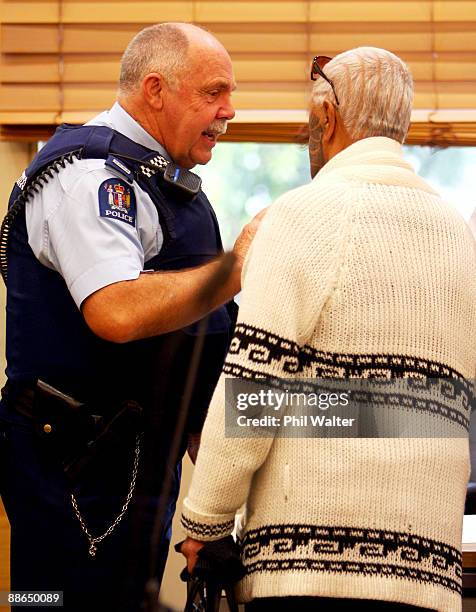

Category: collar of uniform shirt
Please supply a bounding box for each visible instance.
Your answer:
[100,101,172,160]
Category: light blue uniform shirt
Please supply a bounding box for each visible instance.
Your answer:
[26,102,165,308]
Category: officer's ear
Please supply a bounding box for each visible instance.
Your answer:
[141,72,165,111]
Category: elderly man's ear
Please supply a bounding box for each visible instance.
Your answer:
[321,100,353,160]
[321,100,337,145]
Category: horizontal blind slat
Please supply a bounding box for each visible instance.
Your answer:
[2,2,59,24]
[4,56,475,84]
[62,2,194,23]
[2,1,476,140]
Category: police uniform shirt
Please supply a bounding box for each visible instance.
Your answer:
[26,102,165,308]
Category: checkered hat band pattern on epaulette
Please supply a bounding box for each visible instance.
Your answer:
[139,155,168,178]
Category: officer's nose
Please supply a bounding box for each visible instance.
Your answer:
[218,96,235,121]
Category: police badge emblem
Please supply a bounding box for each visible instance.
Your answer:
[98,178,136,226]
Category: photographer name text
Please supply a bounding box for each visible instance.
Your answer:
[236,415,355,428]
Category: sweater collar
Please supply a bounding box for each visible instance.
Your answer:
[316,137,413,179]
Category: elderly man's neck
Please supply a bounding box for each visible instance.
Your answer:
[117,95,166,149]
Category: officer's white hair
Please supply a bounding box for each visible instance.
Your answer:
[119,23,195,93]
[311,47,413,143]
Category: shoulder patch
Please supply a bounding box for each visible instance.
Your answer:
[98,178,136,226]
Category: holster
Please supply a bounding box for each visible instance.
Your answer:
[62,398,143,484]
[3,379,143,484]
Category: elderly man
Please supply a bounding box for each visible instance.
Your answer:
[0,22,261,611]
[180,47,476,611]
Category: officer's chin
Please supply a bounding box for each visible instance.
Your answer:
[190,148,214,167]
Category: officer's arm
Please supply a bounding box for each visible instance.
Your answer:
[82,257,236,343]
[81,209,265,343]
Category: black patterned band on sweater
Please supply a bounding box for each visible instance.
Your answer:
[181,515,235,539]
[228,324,471,387]
[244,558,461,595]
[224,363,470,431]
[241,524,462,595]
[224,323,473,430]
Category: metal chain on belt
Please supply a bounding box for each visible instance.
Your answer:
[70,433,142,558]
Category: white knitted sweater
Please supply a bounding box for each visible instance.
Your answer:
[181,137,476,611]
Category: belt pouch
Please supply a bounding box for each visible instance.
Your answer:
[31,380,98,465]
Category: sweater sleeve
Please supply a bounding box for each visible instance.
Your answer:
[181,178,353,541]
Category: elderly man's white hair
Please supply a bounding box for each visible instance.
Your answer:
[119,23,202,93]
[311,47,414,143]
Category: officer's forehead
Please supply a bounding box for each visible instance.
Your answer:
[183,43,235,87]
[185,30,231,67]
[181,25,225,52]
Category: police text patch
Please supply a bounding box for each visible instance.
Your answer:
[98,178,136,226]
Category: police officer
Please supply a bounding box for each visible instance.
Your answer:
[0,22,263,611]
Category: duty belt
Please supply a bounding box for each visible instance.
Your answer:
[2,379,118,419]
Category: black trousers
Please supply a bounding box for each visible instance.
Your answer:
[245,597,436,611]
[0,401,180,612]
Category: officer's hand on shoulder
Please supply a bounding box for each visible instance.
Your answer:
[232,207,268,268]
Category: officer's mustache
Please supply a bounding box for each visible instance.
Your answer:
[203,119,228,138]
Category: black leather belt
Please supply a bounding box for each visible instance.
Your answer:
[1,379,115,419]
